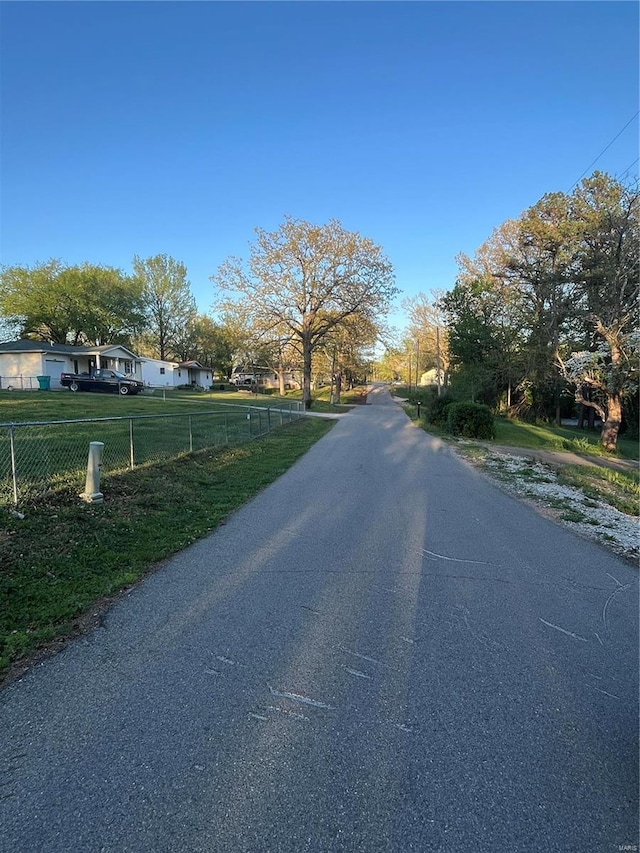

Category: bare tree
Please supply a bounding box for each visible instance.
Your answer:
[212,217,396,408]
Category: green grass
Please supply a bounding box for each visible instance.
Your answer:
[272,385,366,412]
[0,386,362,420]
[493,417,639,461]
[401,398,638,463]
[0,388,303,421]
[0,417,335,680]
[557,464,639,517]
[0,390,306,504]
[404,402,639,519]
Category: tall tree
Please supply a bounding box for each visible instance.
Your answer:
[0,260,145,345]
[440,171,637,449]
[212,217,396,408]
[504,192,580,422]
[404,293,448,393]
[319,312,378,403]
[439,277,512,406]
[559,173,639,450]
[132,254,196,360]
[190,314,240,379]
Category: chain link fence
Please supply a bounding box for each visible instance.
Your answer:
[0,403,303,505]
[0,375,41,391]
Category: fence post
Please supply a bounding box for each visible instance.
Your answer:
[80,441,104,504]
[267,407,271,431]
[224,413,229,445]
[188,415,193,453]
[258,408,263,435]
[9,425,18,505]
[247,410,252,438]
[129,418,135,469]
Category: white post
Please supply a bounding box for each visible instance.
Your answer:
[80,441,104,503]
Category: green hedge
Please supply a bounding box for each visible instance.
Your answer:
[446,402,495,439]
[427,394,453,426]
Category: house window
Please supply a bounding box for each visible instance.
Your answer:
[122,360,132,373]
[160,367,166,375]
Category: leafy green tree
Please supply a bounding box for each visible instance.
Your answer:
[132,254,196,360]
[439,277,517,407]
[191,315,241,379]
[0,260,145,345]
[559,173,639,450]
[503,192,580,421]
[375,345,407,383]
[403,293,448,394]
[318,312,378,402]
[212,217,396,408]
[441,171,637,449]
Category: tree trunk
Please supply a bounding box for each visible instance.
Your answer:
[600,393,622,453]
[278,365,286,396]
[334,371,342,404]
[302,336,312,409]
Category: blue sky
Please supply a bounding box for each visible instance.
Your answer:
[1,1,638,334]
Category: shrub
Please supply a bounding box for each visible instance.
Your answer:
[426,393,453,426]
[446,402,495,439]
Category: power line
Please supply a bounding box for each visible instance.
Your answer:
[619,157,639,180]
[569,111,639,190]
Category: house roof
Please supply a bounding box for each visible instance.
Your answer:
[138,356,179,367]
[0,339,140,360]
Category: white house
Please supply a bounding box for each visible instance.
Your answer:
[138,357,216,389]
[0,340,142,390]
[419,368,446,388]
[138,357,181,388]
[179,361,216,389]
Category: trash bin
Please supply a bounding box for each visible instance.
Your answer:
[36,375,51,390]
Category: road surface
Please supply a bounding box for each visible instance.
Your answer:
[1,385,638,852]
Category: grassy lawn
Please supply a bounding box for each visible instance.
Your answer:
[401,400,638,462]
[402,402,639,519]
[0,417,335,681]
[0,388,302,421]
[0,390,307,505]
[557,464,639,517]
[251,385,365,413]
[0,386,362,420]
[493,417,639,461]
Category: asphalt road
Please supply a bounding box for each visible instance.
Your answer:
[1,385,638,853]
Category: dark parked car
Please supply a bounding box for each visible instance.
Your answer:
[60,369,144,395]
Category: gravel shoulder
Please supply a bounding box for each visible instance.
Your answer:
[452,441,639,564]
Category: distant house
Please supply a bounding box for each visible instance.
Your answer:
[419,368,446,388]
[0,340,142,390]
[138,357,215,389]
[179,361,215,389]
[230,367,301,390]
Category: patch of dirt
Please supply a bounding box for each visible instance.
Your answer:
[479,443,638,474]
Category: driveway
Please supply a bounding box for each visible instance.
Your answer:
[1,384,637,852]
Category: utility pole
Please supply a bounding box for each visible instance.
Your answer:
[436,325,442,398]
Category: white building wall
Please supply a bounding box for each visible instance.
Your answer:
[139,358,180,387]
[193,368,213,388]
[0,352,53,389]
